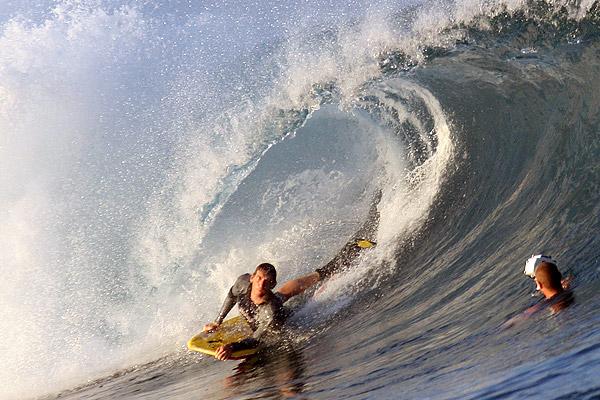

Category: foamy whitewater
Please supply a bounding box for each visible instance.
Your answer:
[2,1,600,399]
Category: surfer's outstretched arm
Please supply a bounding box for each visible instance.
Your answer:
[277,236,377,300]
[276,272,321,301]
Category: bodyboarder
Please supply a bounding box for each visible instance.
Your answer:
[202,193,381,360]
[203,238,376,360]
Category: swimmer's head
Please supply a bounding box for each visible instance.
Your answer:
[253,263,277,290]
[524,254,557,279]
[534,262,563,293]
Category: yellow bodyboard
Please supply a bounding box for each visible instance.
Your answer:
[187,316,256,359]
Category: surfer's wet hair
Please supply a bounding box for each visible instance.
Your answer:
[255,263,277,287]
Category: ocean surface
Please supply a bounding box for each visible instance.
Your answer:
[2,1,600,399]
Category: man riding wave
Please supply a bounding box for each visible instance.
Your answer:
[203,238,376,360]
[203,193,381,360]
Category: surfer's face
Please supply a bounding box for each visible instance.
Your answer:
[251,270,275,296]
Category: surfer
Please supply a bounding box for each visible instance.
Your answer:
[201,190,381,360]
[203,238,376,360]
[503,255,574,328]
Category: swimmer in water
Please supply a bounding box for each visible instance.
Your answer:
[522,254,574,313]
[503,255,574,328]
[524,254,573,291]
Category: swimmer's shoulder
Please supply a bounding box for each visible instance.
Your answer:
[232,273,252,295]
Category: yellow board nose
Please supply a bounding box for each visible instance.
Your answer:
[356,239,376,249]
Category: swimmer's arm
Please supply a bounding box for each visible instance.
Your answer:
[203,289,235,333]
[204,276,248,332]
[500,303,541,330]
[276,272,320,301]
[215,336,259,360]
[203,289,235,332]
[216,288,237,324]
[214,329,261,361]
[501,314,524,330]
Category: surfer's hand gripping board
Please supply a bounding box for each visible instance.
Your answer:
[188,316,256,359]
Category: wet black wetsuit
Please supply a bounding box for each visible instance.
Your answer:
[215,273,288,351]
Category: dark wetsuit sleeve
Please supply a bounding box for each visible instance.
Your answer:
[215,288,236,325]
[215,274,251,324]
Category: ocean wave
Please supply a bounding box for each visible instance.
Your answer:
[2,1,600,399]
